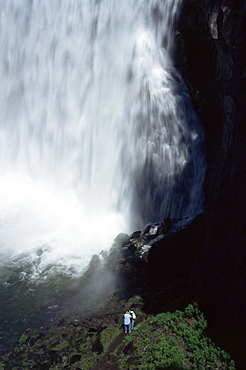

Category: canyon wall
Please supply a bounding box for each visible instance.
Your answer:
[176,0,245,329]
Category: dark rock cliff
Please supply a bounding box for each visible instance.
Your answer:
[176,0,246,331]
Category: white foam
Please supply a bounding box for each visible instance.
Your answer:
[0,175,126,274]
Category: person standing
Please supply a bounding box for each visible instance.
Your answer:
[123,310,132,333]
[129,309,136,330]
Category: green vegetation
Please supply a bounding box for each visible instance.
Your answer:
[100,323,122,352]
[18,333,29,343]
[0,297,235,369]
[148,337,188,369]
[115,301,235,370]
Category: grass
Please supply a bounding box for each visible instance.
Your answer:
[100,323,122,352]
[111,302,236,370]
[0,297,235,370]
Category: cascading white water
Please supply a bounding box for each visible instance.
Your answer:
[0,0,205,277]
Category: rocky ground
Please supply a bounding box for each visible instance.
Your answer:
[0,217,239,369]
[0,293,236,369]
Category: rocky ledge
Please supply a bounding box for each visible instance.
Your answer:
[1,213,244,369]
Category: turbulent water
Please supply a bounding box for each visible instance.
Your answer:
[0,0,205,350]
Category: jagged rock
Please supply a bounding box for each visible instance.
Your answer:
[177,0,246,333]
[56,318,65,327]
[49,350,63,364]
[38,362,52,370]
[114,233,130,247]
[26,336,38,347]
[146,214,206,281]
[107,354,118,363]
[123,341,135,355]
[92,336,103,354]
[119,217,195,267]
[130,231,141,238]
[157,217,172,235]
[70,320,80,327]
[143,223,158,235]
[89,254,101,269]
[70,354,81,363]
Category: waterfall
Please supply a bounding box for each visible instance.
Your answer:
[0,0,205,276]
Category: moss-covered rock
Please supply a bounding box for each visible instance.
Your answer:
[0,296,235,369]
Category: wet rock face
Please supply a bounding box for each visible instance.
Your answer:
[176,0,246,329]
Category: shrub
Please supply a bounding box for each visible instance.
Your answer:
[148,337,189,370]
